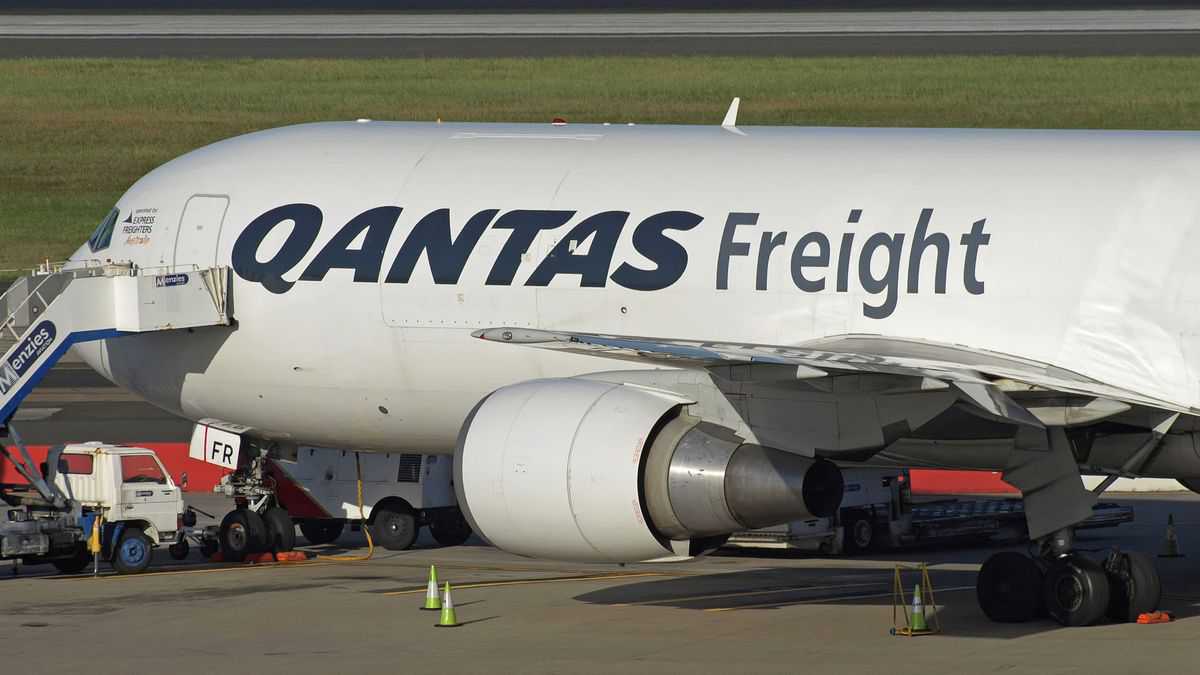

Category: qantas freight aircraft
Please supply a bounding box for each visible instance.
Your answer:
[37,117,1200,626]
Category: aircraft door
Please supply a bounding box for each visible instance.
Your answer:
[173,194,229,269]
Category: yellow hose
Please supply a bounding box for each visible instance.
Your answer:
[317,452,374,561]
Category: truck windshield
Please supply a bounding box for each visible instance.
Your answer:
[121,455,166,484]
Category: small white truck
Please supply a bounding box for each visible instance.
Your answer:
[1,437,187,574]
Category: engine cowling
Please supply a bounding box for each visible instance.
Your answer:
[454,378,844,562]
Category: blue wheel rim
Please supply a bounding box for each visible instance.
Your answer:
[120,537,148,566]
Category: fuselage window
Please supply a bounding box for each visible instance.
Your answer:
[87,208,119,253]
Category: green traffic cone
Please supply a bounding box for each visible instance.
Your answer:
[435,582,463,628]
[421,565,441,610]
[910,584,929,632]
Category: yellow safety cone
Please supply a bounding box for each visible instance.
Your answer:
[435,582,463,628]
[421,565,441,611]
[1159,514,1185,558]
[88,513,103,577]
[910,584,929,633]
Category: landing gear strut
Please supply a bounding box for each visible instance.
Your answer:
[976,527,1161,627]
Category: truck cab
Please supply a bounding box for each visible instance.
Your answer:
[2,442,185,574]
[52,443,184,544]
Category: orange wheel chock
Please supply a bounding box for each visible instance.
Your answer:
[1137,611,1175,624]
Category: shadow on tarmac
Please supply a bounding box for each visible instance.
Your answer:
[576,495,1200,638]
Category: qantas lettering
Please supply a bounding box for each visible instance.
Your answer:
[231,204,989,319]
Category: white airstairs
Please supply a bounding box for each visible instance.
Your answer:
[0,262,232,429]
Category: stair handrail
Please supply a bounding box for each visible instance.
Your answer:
[0,260,128,340]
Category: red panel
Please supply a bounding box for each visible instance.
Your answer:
[1,443,231,492]
[3,446,1021,498]
[266,458,330,519]
[909,469,1019,495]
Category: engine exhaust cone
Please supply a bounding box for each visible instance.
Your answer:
[644,417,845,540]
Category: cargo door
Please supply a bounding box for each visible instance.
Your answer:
[173,194,229,269]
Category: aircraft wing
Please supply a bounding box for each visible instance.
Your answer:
[473,327,1197,420]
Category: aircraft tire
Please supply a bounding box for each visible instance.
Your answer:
[263,507,297,552]
[429,508,473,547]
[369,504,418,551]
[1043,554,1110,626]
[298,519,344,546]
[220,508,269,562]
[976,551,1042,623]
[1105,551,1161,622]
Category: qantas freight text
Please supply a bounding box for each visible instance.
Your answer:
[232,204,990,319]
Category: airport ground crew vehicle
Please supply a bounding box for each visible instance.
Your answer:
[0,432,191,574]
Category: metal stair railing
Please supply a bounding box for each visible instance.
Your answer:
[0,261,121,340]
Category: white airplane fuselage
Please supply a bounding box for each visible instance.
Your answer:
[69,121,1200,455]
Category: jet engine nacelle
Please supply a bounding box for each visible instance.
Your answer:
[454,378,844,562]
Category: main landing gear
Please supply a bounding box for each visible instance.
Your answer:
[976,528,1161,627]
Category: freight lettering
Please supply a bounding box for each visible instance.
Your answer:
[231,204,990,319]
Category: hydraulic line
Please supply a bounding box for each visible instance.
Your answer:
[317,452,374,562]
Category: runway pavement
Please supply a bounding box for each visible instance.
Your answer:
[2,10,1200,57]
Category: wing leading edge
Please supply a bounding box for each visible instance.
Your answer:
[472,328,1196,421]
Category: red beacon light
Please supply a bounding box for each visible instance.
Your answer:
[551,117,567,126]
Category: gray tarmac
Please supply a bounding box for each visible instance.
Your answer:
[13,361,192,445]
[2,10,1200,57]
[1,492,1199,674]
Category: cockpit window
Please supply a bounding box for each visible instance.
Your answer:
[87,208,119,253]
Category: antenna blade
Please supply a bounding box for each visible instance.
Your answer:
[721,97,740,128]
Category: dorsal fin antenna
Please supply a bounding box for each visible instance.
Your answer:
[722,97,740,128]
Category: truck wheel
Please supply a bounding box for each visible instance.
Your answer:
[51,544,93,574]
[263,507,297,552]
[977,551,1043,623]
[1043,554,1111,626]
[1105,551,1161,622]
[429,509,472,547]
[299,519,344,546]
[112,528,153,574]
[842,511,875,554]
[369,504,418,551]
[169,540,190,560]
[219,508,269,562]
